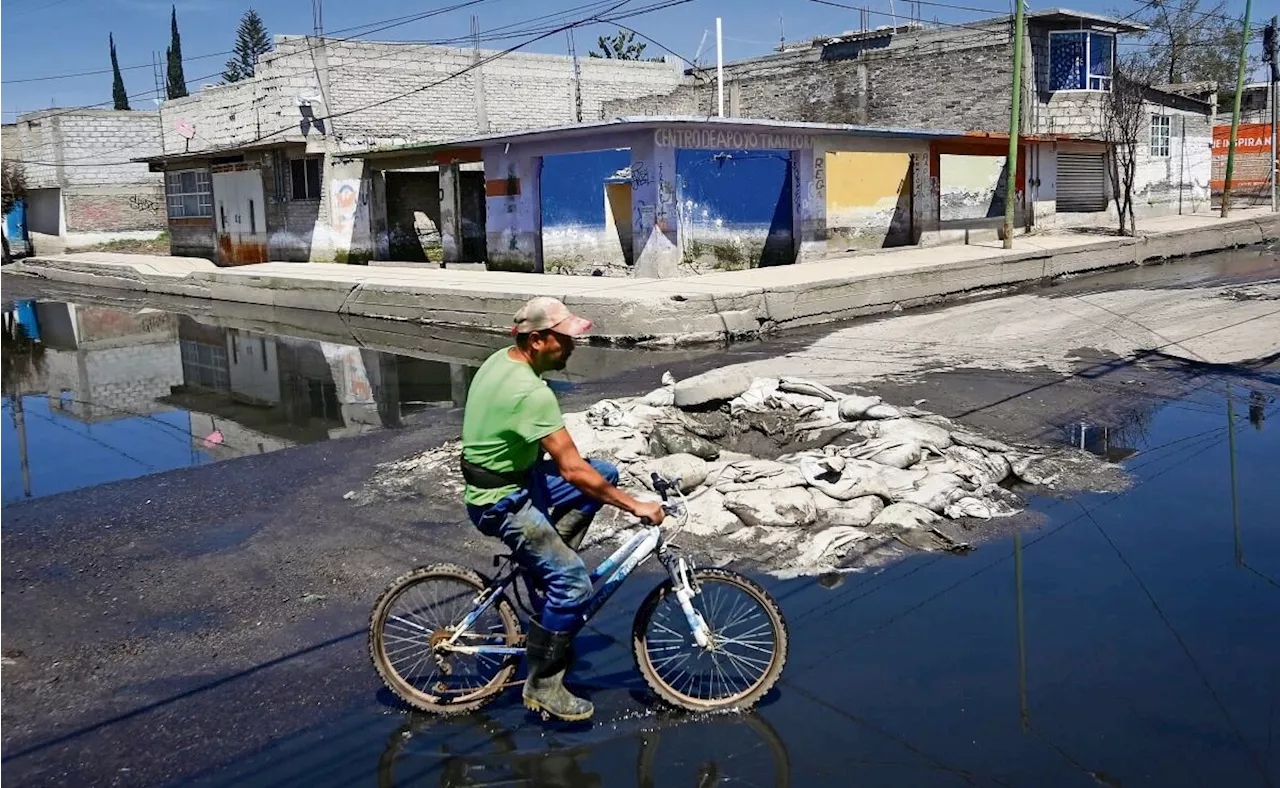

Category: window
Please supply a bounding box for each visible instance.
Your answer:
[165,169,213,218]
[290,157,322,200]
[1149,114,1171,157]
[180,340,230,390]
[1049,31,1114,91]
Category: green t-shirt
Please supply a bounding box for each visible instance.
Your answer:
[461,348,565,506]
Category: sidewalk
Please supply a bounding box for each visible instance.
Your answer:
[6,209,1277,345]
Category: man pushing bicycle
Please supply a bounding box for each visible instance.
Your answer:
[460,297,666,722]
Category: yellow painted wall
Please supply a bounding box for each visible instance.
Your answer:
[826,151,912,214]
[825,151,913,250]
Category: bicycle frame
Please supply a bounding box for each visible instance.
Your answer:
[443,524,711,657]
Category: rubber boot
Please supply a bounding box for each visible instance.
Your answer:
[522,620,594,721]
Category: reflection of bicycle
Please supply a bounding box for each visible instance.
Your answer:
[377,709,791,787]
[369,474,789,715]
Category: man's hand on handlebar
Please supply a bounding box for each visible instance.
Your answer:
[634,500,667,526]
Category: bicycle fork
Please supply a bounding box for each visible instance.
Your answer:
[660,549,713,649]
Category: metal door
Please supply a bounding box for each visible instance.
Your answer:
[213,168,268,265]
[1056,152,1107,212]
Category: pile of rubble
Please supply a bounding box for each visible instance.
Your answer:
[357,368,1111,574]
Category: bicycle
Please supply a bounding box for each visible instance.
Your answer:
[369,474,789,715]
[376,706,792,787]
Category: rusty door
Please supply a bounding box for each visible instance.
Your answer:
[212,168,269,265]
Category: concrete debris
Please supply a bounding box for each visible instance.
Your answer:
[354,370,1122,575]
[673,368,753,408]
[649,422,721,460]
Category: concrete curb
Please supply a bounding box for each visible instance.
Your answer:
[7,212,1277,346]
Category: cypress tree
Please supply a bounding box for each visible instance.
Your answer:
[166,6,189,99]
[110,33,130,110]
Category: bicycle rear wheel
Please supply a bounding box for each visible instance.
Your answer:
[632,568,788,712]
[369,563,522,714]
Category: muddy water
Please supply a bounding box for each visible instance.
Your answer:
[183,379,1279,787]
[0,290,713,504]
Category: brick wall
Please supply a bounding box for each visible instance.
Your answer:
[14,110,163,187]
[63,186,166,232]
[10,110,166,235]
[1,124,18,162]
[160,36,684,153]
[604,28,1014,133]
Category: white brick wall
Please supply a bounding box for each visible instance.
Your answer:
[158,36,684,153]
[13,110,163,188]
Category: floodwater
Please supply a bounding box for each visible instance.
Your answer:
[0,290,711,504]
[186,378,1279,787]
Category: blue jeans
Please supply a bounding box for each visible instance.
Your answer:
[467,458,619,632]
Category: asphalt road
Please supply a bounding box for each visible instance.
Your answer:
[3,248,1278,787]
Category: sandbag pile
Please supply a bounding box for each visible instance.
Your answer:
[356,367,1080,574]
[565,368,1059,571]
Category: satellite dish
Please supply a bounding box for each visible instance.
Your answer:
[175,119,196,139]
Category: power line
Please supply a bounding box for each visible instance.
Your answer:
[1,0,495,123]
[6,0,695,169]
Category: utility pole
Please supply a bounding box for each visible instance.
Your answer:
[1003,0,1026,248]
[567,30,583,123]
[1220,0,1253,217]
[716,17,725,118]
[1265,17,1278,212]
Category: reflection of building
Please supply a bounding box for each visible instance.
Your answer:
[170,316,474,452]
[24,303,184,422]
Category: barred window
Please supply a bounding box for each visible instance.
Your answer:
[1149,115,1171,157]
[165,169,213,218]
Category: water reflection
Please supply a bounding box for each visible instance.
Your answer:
[2,298,476,502]
[377,709,790,788]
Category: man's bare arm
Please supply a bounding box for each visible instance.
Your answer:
[541,428,665,524]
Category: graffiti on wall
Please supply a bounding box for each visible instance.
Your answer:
[127,195,161,212]
[330,179,367,236]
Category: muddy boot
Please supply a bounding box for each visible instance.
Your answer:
[553,510,593,552]
[522,621,593,722]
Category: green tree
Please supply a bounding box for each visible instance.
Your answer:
[222,9,272,83]
[109,33,130,110]
[589,29,648,60]
[166,5,189,99]
[1130,0,1254,93]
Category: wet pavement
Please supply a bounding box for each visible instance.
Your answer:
[2,249,1279,787]
[164,381,1277,788]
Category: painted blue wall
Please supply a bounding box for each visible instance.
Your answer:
[675,149,792,230]
[3,198,28,256]
[540,149,631,228]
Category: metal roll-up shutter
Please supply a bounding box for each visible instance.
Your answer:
[1056,152,1107,212]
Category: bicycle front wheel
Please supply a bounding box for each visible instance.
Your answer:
[632,568,788,712]
[369,563,522,715]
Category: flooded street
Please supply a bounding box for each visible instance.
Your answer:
[0,286,712,503]
[2,248,1278,786]
[185,381,1280,787]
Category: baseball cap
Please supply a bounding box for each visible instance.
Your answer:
[511,296,593,337]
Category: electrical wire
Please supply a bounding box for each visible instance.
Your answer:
[6,0,696,169]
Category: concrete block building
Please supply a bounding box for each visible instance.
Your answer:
[5,110,166,251]
[347,116,1106,276]
[138,35,683,265]
[605,9,1215,224]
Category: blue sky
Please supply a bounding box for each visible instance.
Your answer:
[1,0,1263,122]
